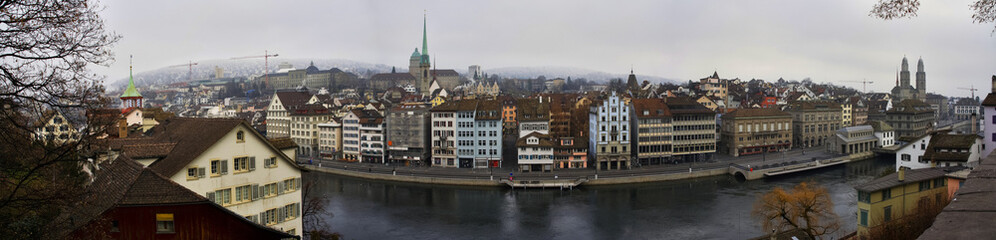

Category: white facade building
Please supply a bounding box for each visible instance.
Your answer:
[114,118,304,236]
[896,134,931,171]
[517,132,555,172]
[982,77,996,158]
[869,121,895,148]
[317,118,342,161]
[430,106,457,167]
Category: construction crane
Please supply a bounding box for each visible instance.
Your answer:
[844,80,874,93]
[167,61,198,82]
[231,50,279,88]
[959,85,979,99]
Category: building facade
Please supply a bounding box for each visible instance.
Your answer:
[720,108,792,157]
[317,118,342,161]
[554,137,588,169]
[430,102,458,168]
[289,104,332,158]
[981,76,996,158]
[517,132,555,172]
[589,92,632,170]
[886,99,935,139]
[855,167,953,238]
[829,125,877,155]
[786,101,843,148]
[869,121,895,148]
[667,97,717,162]
[386,104,431,166]
[110,118,305,236]
[953,98,980,121]
[266,91,311,138]
[632,98,674,165]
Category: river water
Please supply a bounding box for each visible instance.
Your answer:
[308,158,894,239]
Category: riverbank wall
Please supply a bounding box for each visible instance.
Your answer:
[304,152,877,187]
[304,165,506,187]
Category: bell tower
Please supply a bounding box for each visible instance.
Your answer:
[120,55,143,112]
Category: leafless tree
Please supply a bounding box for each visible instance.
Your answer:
[0,0,120,238]
[301,179,342,240]
[871,0,996,32]
[753,182,842,240]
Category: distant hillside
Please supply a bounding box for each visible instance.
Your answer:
[111,59,681,90]
[109,58,392,90]
[485,66,681,84]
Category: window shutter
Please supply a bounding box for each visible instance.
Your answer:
[221,160,228,174]
[198,167,206,178]
[249,157,256,171]
[296,178,301,190]
[278,181,285,194]
[207,192,216,203]
[252,184,259,200]
[279,208,286,223]
[295,203,300,218]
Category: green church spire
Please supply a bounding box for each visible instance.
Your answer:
[120,55,142,98]
[422,12,428,56]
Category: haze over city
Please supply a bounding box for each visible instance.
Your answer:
[97,0,995,97]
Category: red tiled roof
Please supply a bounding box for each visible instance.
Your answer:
[633,98,671,118]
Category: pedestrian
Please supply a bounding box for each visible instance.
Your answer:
[368,167,372,173]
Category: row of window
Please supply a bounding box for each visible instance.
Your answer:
[186,157,279,180]
[737,122,788,133]
[206,178,301,207]
[248,202,300,228]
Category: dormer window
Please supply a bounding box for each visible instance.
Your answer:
[236,131,245,143]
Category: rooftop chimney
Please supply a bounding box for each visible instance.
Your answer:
[898,167,906,182]
[992,75,996,93]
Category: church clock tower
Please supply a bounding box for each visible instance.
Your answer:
[120,55,143,113]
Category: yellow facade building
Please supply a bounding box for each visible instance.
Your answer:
[854,167,959,238]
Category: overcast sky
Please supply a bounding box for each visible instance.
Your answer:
[95,0,995,97]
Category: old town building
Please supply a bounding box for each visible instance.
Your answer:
[720,108,792,157]
[886,99,935,139]
[386,104,431,166]
[786,101,843,148]
[666,97,717,162]
[632,98,674,165]
[589,92,632,170]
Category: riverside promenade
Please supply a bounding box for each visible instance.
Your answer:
[300,147,866,188]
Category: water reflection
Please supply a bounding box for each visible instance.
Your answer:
[309,158,893,239]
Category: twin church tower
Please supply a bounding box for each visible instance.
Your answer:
[890,56,927,102]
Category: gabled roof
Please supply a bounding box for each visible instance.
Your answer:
[665,97,714,114]
[121,142,176,159]
[632,98,671,119]
[923,134,981,162]
[955,98,980,106]
[61,155,296,239]
[888,99,933,113]
[475,99,502,120]
[142,118,302,177]
[274,91,312,110]
[349,109,384,125]
[786,101,842,111]
[868,120,894,132]
[516,132,555,148]
[516,98,549,122]
[429,69,459,77]
[268,137,297,150]
[982,92,996,106]
[723,108,789,119]
[855,167,964,192]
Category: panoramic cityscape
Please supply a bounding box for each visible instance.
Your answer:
[3,0,996,239]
